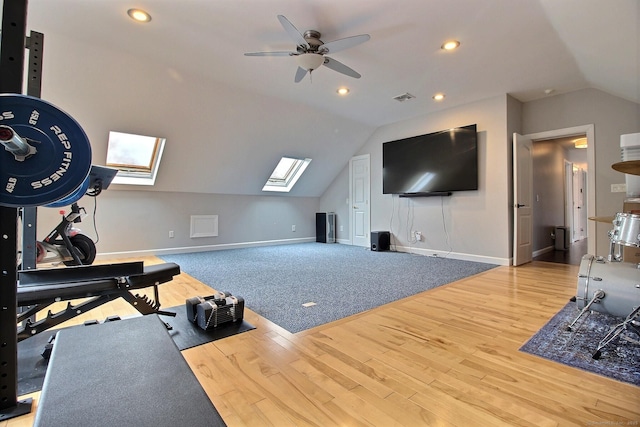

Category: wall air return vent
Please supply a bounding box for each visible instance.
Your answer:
[392,92,416,102]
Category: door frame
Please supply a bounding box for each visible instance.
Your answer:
[521,124,595,256]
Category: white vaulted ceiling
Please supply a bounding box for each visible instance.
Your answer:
[16,0,640,196]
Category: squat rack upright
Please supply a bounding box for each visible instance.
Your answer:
[0,0,36,420]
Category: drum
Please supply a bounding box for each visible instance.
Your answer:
[577,254,640,318]
[609,212,640,247]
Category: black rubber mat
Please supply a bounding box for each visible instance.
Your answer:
[162,304,255,351]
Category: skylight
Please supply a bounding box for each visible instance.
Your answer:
[262,157,311,192]
[105,131,166,186]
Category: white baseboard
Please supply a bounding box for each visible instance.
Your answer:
[96,237,316,260]
[533,246,554,258]
[393,245,509,266]
[96,238,507,265]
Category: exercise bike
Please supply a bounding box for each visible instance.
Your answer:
[36,202,96,266]
[24,165,117,267]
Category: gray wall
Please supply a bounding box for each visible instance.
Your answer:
[320,89,639,264]
[30,29,368,257]
[36,87,639,262]
[532,141,567,251]
[531,140,588,253]
[29,28,639,262]
[321,95,512,264]
[37,190,319,257]
[523,88,640,256]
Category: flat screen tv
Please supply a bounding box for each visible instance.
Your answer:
[382,124,478,196]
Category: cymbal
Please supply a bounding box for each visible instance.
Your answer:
[588,216,615,223]
[612,160,640,176]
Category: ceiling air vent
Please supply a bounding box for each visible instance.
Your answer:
[392,92,416,102]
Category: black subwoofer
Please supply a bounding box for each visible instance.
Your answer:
[371,231,390,252]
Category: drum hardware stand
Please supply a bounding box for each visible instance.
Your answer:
[592,305,640,359]
[607,240,624,262]
[567,289,605,331]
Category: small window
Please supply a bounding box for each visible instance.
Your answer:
[106,131,166,185]
[262,157,311,192]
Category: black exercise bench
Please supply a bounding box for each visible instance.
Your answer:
[17,261,180,341]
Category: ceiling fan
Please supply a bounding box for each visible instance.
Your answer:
[244,15,370,83]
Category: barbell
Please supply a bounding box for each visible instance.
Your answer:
[0,94,92,207]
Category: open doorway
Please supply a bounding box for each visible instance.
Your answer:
[513,124,595,266]
[532,134,589,265]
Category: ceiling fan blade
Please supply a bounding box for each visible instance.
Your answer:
[294,66,308,83]
[244,51,295,57]
[319,34,370,55]
[323,57,362,79]
[277,15,309,49]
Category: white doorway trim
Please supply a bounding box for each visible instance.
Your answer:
[524,124,595,255]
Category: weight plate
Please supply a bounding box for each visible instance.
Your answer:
[44,173,91,208]
[0,94,92,207]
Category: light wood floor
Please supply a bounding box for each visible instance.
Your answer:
[3,257,639,426]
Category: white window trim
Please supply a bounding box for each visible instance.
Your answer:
[106,131,166,186]
[262,157,311,192]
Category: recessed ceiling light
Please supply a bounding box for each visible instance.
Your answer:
[337,87,350,96]
[433,93,445,101]
[127,8,152,23]
[441,40,460,51]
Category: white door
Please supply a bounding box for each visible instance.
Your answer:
[574,169,586,240]
[350,154,370,247]
[513,133,533,266]
[564,161,574,241]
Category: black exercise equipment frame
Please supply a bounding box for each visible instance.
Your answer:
[16,262,179,342]
[0,0,34,420]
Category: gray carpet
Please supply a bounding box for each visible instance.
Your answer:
[520,301,640,387]
[161,243,497,333]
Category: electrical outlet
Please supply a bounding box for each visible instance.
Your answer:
[169,230,174,238]
[340,225,343,232]
[414,231,422,241]
[292,225,296,232]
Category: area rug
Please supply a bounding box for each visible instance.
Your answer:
[160,243,497,333]
[17,308,254,396]
[520,301,640,387]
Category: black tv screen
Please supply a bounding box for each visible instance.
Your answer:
[382,124,478,195]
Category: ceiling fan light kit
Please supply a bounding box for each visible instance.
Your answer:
[244,15,370,83]
[297,53,324,71]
